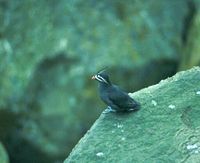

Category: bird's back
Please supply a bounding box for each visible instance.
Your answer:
[109,85,138,110]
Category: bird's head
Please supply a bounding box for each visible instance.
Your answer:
[92,71,111,85]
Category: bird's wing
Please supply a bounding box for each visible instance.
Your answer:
[109,85,138,109]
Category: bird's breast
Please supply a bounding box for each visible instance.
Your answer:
[98,84,111,103]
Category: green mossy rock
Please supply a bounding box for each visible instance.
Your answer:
[0,0,195,162]
[65,67,200,163]
[179,4,200,70]
[0,142,9,163]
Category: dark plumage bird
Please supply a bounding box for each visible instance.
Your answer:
[92,71,139,113]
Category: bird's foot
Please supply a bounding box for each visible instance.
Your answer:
[103,106,116,114]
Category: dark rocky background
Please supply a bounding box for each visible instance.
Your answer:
[0,0,200,162]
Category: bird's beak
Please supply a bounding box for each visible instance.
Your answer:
[91,75,96,80]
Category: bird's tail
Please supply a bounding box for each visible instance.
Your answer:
[129,100,140,111]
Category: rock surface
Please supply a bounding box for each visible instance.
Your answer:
[179,0,200,70]
[0,142,9,163]
[0,0,198,162]
[65,67,200,163]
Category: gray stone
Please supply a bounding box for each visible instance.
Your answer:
[0,0,194,162]
[65,67,200,163]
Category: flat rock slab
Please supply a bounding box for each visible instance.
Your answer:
[65,67,200,163]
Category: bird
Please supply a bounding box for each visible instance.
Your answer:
[92,70,139,113]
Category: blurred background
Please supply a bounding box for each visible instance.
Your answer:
[0,0,200,162]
